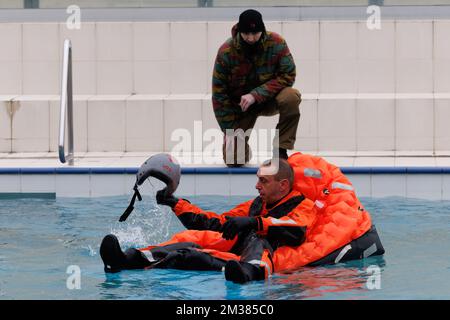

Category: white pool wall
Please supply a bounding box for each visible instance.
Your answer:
[1,20,450,154]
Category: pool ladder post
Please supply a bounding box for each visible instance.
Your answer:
[59,39,74,166]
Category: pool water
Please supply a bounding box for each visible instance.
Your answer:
[1,193,450,300]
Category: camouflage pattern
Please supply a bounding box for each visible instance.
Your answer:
[212,24,296,131]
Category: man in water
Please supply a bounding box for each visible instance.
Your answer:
[101,155,384,283]
[101,159,314,283]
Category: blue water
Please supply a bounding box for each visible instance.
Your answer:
[1,194,450,300]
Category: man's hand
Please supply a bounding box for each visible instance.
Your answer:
[156,188,179,208]
[222,216,257,240]
[239,94,256,112]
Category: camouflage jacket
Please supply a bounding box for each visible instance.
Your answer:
[212,24,296,131]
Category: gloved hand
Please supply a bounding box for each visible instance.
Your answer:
[156,188,179,208]
[222,216,257,240]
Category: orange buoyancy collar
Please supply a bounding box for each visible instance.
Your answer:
[271,152,372,272]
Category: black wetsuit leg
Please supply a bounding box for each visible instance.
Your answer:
[225,231,273,283]
[100,234,152,273]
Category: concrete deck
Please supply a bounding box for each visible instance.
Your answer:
[1,151,450,169]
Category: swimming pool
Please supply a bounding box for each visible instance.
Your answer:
[1,194,449,300]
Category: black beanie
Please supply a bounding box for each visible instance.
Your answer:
[237,9,265,33]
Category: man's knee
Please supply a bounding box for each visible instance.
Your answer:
[276,87,301,116]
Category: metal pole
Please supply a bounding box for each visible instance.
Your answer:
[59,39,74,165]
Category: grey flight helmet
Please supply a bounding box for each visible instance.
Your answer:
[119,153,181,222]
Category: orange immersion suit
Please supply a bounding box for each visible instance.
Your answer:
[139,152,384,276]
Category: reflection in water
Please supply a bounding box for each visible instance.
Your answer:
[267,256,387,299]
[272,267,365,299]
[98,269,227,300]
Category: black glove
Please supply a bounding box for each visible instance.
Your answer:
[222,216,257,240]
[156,188,179,208]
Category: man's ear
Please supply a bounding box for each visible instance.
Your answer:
[280,179,290,193]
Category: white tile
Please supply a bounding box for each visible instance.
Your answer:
[0,61,21,95]
[294,138,317,153]
[22,62,60,94]
[87,99,126,152]
[201,96,219,131]
[21,175,55,193]
[396,99,433,151]
[90,174,126,197]
[318,99,356,151]
[434,59,450,93]
[0,101,11,152]
[133,22,170,61]
[320,60,358,93]
[320,21,357,60]
[357,21,395,60]
[173,152,210,167]
[176,174,196,197]
[396,60,433,93]
[22,23,59,61]
[435,99,450,152]
[356,150,395,157]
[82,150,126,156]
[164,97,202,152]
[320,156,355,167]
[282,21,319,61]
[372,174,407,198]
[170,22,207,61]
[0,95,16,101]
[49,99,88,153]
[295,98,318,152]
[115,157,148,168]
[251,114,279,153]
[346,174,371,198]
[59,22,96,61]
[125,98,164,152]
[0,23,22,61]
[406,174,442,201]
[170,60,207,94]
[265,22,282,35]
[206,59,215,95]
[396,21,432,60]
[295,60,319,94]
[125,174,138,191]
[0,158,37,167]
[395,157,436,167]
[356,98,395,151]
[442,175,450,201]
[201,97,223,155]
[435,158,450,166]
[353,157,395,167]
[230,175,259,197]
[207,21,235,64]
[11,99,50,152]
[55,174,90,197]
[357,60,395,93]
[96,22,133,61]
[71,61,97,95]
[196,175,230,196]
[133,60,170,94]
[434,21,450,60]
[0,174,20,192]
[96,61,133,94]
[395,150,434,156]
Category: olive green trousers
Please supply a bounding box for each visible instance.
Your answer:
[223,87,301,167]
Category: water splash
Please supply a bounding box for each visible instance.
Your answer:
[82,245,97,257]
[110,194,174,249]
